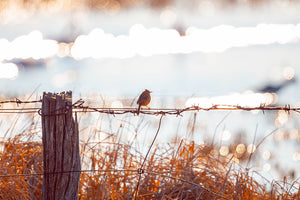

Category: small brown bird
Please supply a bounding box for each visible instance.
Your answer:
[137,89,151,116]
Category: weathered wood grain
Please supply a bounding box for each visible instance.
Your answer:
[42,91,80,200]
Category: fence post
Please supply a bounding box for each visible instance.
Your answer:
[41,91,81,200]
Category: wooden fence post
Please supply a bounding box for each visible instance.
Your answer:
[41,91,81,200]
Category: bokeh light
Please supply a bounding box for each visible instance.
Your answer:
[289,129,299,140]
[262,150,271,160]
[160,9,177,26]
[68,23,300,60]
[283,66,295,80]
[247,144,256,153]
[275,110,289,127]
[292,152,300,161]
[274,130,284,141]
[0,62,19,79]
[185,91,276,108]
[219,146,229,156]
[0,23,299,61]
[263,163,271,171]
[236,143,246,154]
[0,31,58,61]
[57,43,72,57]
[220,130,231,141]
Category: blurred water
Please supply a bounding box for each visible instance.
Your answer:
[3,45,300,104]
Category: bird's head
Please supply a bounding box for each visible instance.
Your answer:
[144,89,152,93]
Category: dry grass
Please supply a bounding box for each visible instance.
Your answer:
[0,135,43,200]
[0,119,299,200]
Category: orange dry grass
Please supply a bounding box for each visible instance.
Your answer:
[78,140,300,199]
[0,133,299,199]
[0,134,43,200]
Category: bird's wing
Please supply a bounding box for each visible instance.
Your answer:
[137,92,146,104]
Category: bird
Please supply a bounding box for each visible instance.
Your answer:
[137,89,151,116]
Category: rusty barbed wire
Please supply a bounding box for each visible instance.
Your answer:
[72,104,300,116]
[0,98,42,105]
[0,98,300,115]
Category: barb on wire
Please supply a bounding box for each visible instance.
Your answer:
[72,99,85,107]
[0,99,42,105]
[0,98,41,113]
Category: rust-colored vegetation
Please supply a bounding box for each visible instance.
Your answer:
[0,124,299,200]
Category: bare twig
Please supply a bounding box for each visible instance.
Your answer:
[134,114,164,199]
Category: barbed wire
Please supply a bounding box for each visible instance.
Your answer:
[0,98,300,115]
[0,98,42,105]
[73,104,300,115]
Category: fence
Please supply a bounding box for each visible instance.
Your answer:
[0,91,300,199]
[1,98,299,115]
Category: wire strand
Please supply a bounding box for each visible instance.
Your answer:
[1,103,300,115]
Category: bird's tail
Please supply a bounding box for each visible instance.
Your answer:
[137,104,141,116]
